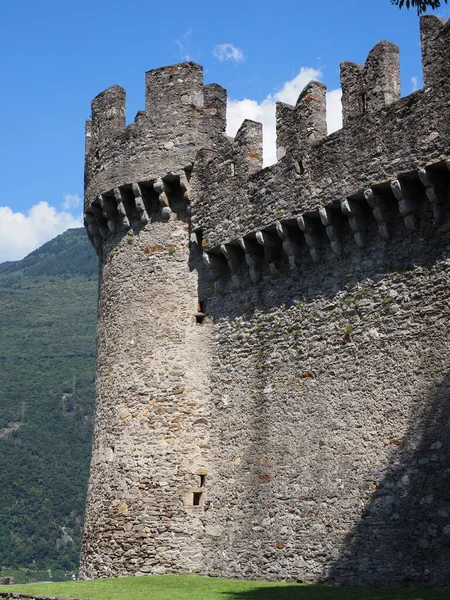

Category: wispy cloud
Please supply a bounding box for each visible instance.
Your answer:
[213,43,244,63]
[226,67,342,166]
[411,76,419,92]
[0,201,82,263]
[174,29,193,61]
[61,193,82,211]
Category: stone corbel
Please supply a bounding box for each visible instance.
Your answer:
[114,188,130,229]
[319,207,342,256]
[275,221,302,270]
[153,179,172,218]
[180,171,191,202]
[418,168,444,223]
[88,202,109,240]
[256,230,280,274]
[390,179,416,231]
[238,237,261,283]
[203,252,226,294]
[98,194,117,234]
[220,244,242,289]
[297,215,320,263]
[364,188,390,239]
[341,199,367,247]
[132,183,149,226]
[84,212,103,248]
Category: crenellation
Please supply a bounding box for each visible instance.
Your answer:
[233,119,263,175]
[340,62,364,126]
[91,85,126,139]
[199,160,450,290]
[363,40,400,113]
[84,62,228,223]
[85,119,92,155]
[276,80,327,160]
[82,16,450,588]
[202,83,227,141]
[145,62,204,123]
[340,40,400,125]
[420,15,448,89]
[193,13,448,248]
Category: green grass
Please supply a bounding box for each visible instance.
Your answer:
[6,574,450,600]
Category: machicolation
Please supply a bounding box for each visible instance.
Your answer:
[81,16,450,587]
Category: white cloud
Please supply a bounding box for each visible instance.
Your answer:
[175,29,193,61]
[226,67,343,166]
[326,87,343,134]
[213,43,244,63]
[0,202,82,263]
[411,76,419,92]
[62,193,82,211]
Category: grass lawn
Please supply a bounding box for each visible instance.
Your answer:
[6,574,450,600]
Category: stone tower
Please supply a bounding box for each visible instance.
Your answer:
[81,63,227,576]
[82,17,450,587]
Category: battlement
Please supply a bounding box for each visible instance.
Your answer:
[201,159,450,293]
[84,62,227,240]
[191,16,449,251]
[340,39,400,126]
[276,80,327,160]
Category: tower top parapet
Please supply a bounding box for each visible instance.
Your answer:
[84,62,227,211]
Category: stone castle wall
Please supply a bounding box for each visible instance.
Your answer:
[81,16,450,587]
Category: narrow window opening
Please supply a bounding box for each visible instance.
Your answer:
[195,300,206,324]
[199,474,206,487]
[195,229,203,247]
[230,162,235,177]
[95,150,100,160]
[193,492,203,506]
[294,160,304,177]
[361,93,367,113]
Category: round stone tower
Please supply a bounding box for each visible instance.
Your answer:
[80,63,226,578]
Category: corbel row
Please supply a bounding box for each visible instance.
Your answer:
[201,160,449,293]
[84,173,190,250]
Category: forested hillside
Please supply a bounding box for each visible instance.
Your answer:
[0,228,98,572]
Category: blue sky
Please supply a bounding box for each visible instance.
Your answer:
[0,0,448,262]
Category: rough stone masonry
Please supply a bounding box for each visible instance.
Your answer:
[81,16,450,588]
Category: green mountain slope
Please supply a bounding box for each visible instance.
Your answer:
[0,228,98,571]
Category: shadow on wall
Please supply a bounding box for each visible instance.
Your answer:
[219,584,450,600]
[324,370,450,589]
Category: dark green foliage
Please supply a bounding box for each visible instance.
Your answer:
[391,0,447,14]
[0,228,98,572]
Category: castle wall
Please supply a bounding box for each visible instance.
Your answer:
[200,206,450,586]
[82,15,450,587]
